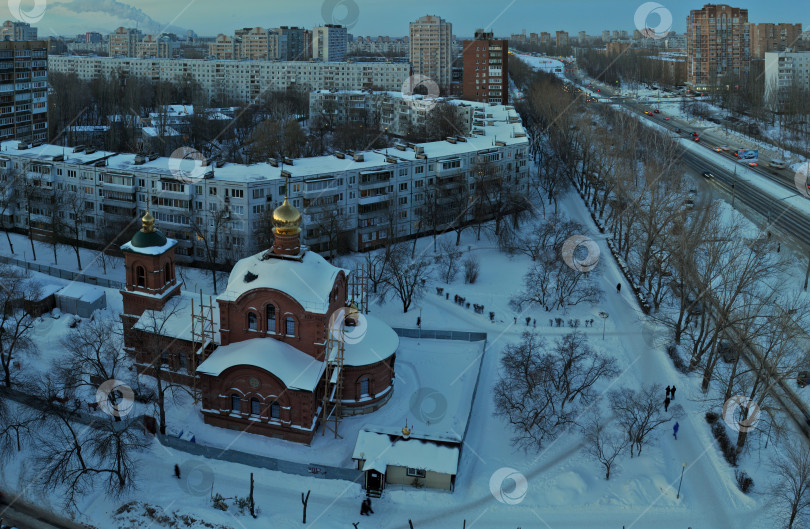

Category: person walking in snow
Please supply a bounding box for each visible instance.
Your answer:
[670,386,677,400]
[673,422,680,440]
[174,464,181,479]
[665,386,671,399]
[360,498,374,515]
[664,396,671,412]
[616,282,621,294]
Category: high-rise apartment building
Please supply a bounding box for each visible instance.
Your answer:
[137,35,178,59]
[686,4,751,89]
[0,21,37,41]
[109,27,142,57]
[208,34,240,60]
[275,26,311,60]
[556,30,569,48]
[85,32,102,44]
[462,30,508,105]
[750,23,803,58]
[312,24,347,61]
[0,40,47,143]
[540,32,551,46]
[409,15,453,93]
[238,27,284,60]
[764,50,810,105]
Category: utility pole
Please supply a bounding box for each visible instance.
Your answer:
[731,164,737,209]
[804,249,810,291]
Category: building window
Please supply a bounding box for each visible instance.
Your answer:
[266,305,276,333]
[231,394,241,413]
[136,266,145,288]
[359,377,370,397]
[270,402,281,420]
[248,312,258,331]
[406,468,426,478]
[285,317,295,336]
[250,398,261,416]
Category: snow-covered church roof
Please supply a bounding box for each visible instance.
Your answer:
[217,250,348,314]
[196,337,326,392]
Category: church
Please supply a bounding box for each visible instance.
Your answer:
[119,192,399,444]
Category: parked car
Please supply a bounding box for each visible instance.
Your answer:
[798,370,810,388]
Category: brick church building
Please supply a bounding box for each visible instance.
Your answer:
[120,196,398,444]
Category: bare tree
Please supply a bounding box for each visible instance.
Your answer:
[0,266,40,388]
[608,384,683,457]
[188,206,231,294]
[62,191,92,269]
[771,441,810,529]
[0,394,36,458]
[57,313,129,393]
[512,252,602,312]
[435,240,462,283]
[380,243,431,312]
[494,332,618,450]
[582,411,628,480]
[0,167,22,253]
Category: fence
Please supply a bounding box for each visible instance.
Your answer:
[391,327,487,343]
[0,254,123,290]
[157,433,365,483]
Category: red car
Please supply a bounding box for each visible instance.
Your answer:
[653,109,661,113]
[693,136,700,142]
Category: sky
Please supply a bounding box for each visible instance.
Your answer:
[5,0,807,38]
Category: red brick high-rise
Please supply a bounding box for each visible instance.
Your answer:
[686,4,751,89]
[462,30,508,105]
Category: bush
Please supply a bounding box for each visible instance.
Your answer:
[711,421,737,466]
[735,470,754,493]
[666,344,689,374]
[705,411,720,425]
[463,255,480,284]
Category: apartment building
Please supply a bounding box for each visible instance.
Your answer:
[49,55,412,103]
[237,27,284,61]
[686,4,751,89]
[312,24,347,62]
[0,21,37,41]
[0,40,47,144]
[556,31,569,48]
[108,27,142,57]
[208,34,240,60]
[309,89,475,137]
[137,35,179,59]
[409,15,453,94]
[764,49,810,105]
[0,100,528,259]
[347,38,409,55]
[750,23,803,59]
[461,30,508,105]
[275,26,311,60]
[540,32,551,46]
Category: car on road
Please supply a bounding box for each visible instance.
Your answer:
[693,136,700,142]
[690,131,698,137]
[769,159,787,169]
[644,110,652,115]
[653,109,661,113]
[714,145,729,152]
[675,128,682,133]
[701,171,715,179]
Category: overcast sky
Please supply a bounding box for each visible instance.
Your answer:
[8,0,807,38]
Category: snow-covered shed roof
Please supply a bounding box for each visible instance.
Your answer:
[57,282,105,302]
[217,250,348,314]
[196,337,326,392]
[352,428,460,475]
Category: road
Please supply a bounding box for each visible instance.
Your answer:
[0,493,90,529]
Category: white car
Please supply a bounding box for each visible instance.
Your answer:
[769,159,786,169]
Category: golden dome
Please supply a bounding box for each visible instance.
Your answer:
[141,209,155,233]
[273,197,301,235]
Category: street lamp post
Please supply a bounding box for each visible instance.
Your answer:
[677,462,687,499]
[598,311,608,340]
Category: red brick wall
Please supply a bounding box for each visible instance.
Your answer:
[343,355,396,405]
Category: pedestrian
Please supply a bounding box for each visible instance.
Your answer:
[514,317,517,324]
[549,319,553,327]
[670,386,676,400]
[525,316,531,326]
[416,316,421,328]
[664,396,670,412]
[366,497,374,515]
[665,385,671,399]
[777,243,781,253]
[673,421,679,439]
[360,499,369,516]
[616,282,621,294]
[174,464,181,479]
[533,318,536,328]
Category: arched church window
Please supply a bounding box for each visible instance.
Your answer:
[250,397,261,416]
[136,266,145,288]
[266,305,276,333]
[359,377,370,397]
[270,402,281,420]
[231,394,241,413]
[285,317,295,336]
[248,312,258,331]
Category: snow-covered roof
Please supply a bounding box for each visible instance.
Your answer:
[217,250,347,314]
[196,337,326,392]
[142,126,181,138]
[56,282,105,302]
[121,237,177,255]
[352,429,460,475]
[336,313,399,366]
[134,292,220,342]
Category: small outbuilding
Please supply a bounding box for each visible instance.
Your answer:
[56,283,107,318]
